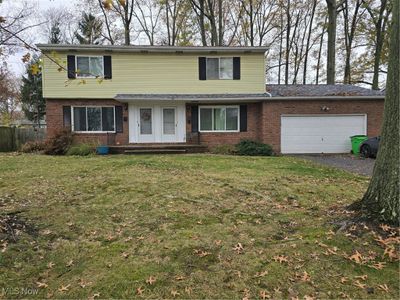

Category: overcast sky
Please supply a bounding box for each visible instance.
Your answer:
[1,0,76,76]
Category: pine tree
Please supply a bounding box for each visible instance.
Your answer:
[20,58,45,127]
[49,21,62,44]
[75,13,103,44]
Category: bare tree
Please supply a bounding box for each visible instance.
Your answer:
[133,0,162,45]
[362,0,391,90]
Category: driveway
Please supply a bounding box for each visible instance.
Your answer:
[297,154,375,176]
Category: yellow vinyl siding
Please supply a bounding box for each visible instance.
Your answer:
[42,52,265,98]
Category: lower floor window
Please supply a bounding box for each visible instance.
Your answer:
[72,106,115,132]
[199,106,239,131]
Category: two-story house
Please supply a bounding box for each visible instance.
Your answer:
[38,44,385,154]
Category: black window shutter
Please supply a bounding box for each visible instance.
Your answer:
[63,106,71,128]
[103,56,112,79]
[191,105,199,132]
[198,57,206,80]
[233,57,241,80]
[115,105,123,133]
[67,55,76,79]
[240,105,247,132]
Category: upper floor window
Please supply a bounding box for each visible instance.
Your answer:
[76,56,104,78]
[206,57,233,80]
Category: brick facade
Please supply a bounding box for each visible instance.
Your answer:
[185,103,263,147]
[261,99,384,152]
[46,99,129,145]
[46,98,384,152]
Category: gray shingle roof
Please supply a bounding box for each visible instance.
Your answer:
[37,44,268,53]
[266,84,385,97]
[115,93,270,101]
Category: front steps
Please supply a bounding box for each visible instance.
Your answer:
[108,144,208,154]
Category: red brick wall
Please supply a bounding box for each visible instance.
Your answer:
[185,103,263,147]
[46,98,384,152]
[261,99,384,152]
[46,99,129,145]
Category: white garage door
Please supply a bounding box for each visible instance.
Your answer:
[281,115,367,154]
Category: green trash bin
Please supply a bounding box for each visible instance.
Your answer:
[350,135,368,155]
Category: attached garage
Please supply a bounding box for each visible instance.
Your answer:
[281,114,367,154]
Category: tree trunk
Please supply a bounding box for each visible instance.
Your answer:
[199,0,207,46]
[326,0,337,84]
[359,0,399,224]
[316,16,327,84]
[303,0,317,84]
[285,0,291,85]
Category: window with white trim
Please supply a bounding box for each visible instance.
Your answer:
[199,106,239,132]
[206,57,233,79]
[76,56,104,78]
[72,106,115,132]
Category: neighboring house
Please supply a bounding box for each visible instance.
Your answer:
[37,44,384,154]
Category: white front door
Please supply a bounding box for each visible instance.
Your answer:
[281,114,367,154]
[138,107,154,143]
[161,107,177,142]
[129,103,186,143]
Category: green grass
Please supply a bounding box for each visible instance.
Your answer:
[0,154,398,299]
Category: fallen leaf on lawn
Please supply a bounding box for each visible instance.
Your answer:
[353,280,366,289]
[136,286,144,295]
[233,243,244,254]
[194,249,211,257]
[242,288,250,300]
[378,284,389,292]
[78,279,92,288]
[383,246,398,260]
[300,271,311,282]
[66,260,74,267]
[124,236,133,242]
[174,275,185,281]
[214,239,222,246]
[379,224,392,232]
[259,290,271,299]
[339,292,349,298]
[36,281,48,288]
[171,290,180,297]
[47,262,55,269]
[88,292,100,300]
[58,284,71,292]
[348,250,363,264]
[42,229,52,235]
[354,275,368,281]
[137,235,145,240]
[184,286,192,295]
[340,277,348,284]
[254,270,268,278]
[369,262,386,270]
[121,252,130,258]
[273,255,289,264]
[146,276,156,285]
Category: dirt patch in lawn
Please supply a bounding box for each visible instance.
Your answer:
[0,212,38,242]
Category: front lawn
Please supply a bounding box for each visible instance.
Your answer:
[0,154,398,299]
